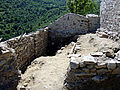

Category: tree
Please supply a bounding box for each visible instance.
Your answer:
[67,0,99,15]
[0,0,68,40]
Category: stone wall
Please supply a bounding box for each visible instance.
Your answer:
[0,13,100,89]
[100,0,120,32]
[48,13,100,55]
[64,34,120,90]
[48,13,88,38]
[0,29,48,89]
[48,13,100,38]
[87,14,100,32]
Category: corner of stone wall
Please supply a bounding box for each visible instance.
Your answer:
[86,14,100,32]
[34,28,48,57]
[0,42,19,89]
[0,28,48,89]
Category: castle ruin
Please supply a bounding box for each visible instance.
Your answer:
[1,0,120,90]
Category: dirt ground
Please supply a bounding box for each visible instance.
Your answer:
[17,42,73,90]
[76,34,119,56]
[17,33,119,90]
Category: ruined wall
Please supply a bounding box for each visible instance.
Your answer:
[48,13,100,54]
[48,13,89,38]
[0,13,100,89]
[87,14,100,32]
[64,34,120,90]
[100,0,120,32]
[0,29,48,89]
[48,13,100,38]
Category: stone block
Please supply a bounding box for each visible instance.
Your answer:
[107,60,117,70]
[112,67,120,74]
[82,55,97,64]
[91,52,103,57]
[92,76,101,82]
[97,69,108,75]
[0,60,6,67]
[105,49,115,58]
[75,72,96,77]
[96,62,106,69]
[70,57,79,69]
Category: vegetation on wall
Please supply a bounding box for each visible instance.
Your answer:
[0,0,68,40]
[67,0,100,15]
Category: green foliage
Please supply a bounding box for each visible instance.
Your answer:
[0,0,68,40]
[67,0,100,15]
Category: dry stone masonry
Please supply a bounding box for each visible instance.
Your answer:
[87,14,100,32]
[99,0,120,41]
[48,13,100,38]
[48,13,100,53]
[0,0,118,89]
[0,13,100,90]
[100,0,120,32]
[64,0,120,89]
[0,29,48,89]
[96,0,120,46]
[64,34,120,90]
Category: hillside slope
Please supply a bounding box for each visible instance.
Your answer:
[0,0,67,40]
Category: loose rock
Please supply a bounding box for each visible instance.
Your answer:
[82,55,96,64]
[91,52,103,57]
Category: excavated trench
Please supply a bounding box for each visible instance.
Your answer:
[20,35,78,74]
[13,35,79,90]
[16,33,120,90]
[16,35,80,90]
[0,34,79,90]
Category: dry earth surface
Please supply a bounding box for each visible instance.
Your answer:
[17,42,73,90]
[76,34,119,56]
[17,33,119,90]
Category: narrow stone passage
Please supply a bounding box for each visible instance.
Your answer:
[17,43,73,90]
